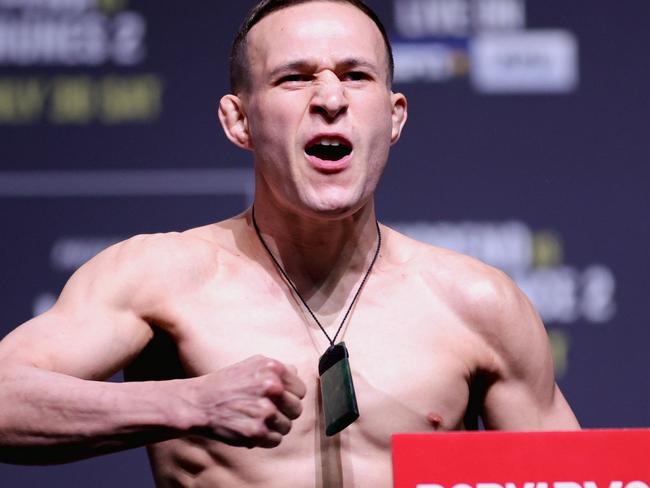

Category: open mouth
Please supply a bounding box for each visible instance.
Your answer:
[305,137,352,161]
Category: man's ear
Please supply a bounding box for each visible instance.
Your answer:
[218,94,251,150]
[389,92,408,145]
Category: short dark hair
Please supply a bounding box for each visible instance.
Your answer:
[229,0,394,94]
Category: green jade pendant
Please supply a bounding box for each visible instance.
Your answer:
[318,342,360,436]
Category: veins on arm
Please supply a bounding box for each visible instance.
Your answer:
[0,233,207,463]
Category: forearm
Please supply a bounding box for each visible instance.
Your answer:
[0,363,198,464]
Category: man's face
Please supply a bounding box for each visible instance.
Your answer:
[238,1,406,218]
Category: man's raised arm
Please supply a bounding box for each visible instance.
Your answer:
[0,234,305,464]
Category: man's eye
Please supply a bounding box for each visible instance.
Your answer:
[343,71,370,82]
[279,74,312,84]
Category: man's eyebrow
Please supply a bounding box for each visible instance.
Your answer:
[337,58,378,72]
[268,58,379,78]
[269,61,314,79]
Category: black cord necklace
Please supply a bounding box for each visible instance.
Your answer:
[251,205,381,436]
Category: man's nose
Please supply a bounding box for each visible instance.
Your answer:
[310,73,348,120]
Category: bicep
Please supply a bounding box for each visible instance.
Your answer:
[0,306,151,381]
[0,248,154,380]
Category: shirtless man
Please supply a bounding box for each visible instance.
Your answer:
[0,0,579,486]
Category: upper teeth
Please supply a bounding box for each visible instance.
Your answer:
[317,138,341,146]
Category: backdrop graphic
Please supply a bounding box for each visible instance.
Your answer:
[0,0,648,486]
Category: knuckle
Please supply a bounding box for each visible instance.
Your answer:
[244,422,268,440]
[246,354,263,364]
[261,376,283,395]
[264,359,285,374]
[250,354,266,364]
[257,398,276,417]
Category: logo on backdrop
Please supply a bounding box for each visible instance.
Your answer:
[0,0,162,125]
[392,220,617,377]
[391,0,579,93]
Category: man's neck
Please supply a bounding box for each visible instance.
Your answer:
[249,200,379,313]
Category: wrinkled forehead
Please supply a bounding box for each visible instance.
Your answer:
[246,2,388,82]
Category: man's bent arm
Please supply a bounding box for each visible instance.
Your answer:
[462,266,580,430]
[0,349,304,464]
[0,361,196,464]
[0,236,195,463]
[0,234,306,464]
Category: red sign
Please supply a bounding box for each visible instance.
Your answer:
[392,430,650,488]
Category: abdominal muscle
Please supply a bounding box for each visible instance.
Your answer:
[148,431,392,488]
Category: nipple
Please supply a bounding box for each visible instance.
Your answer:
[426,412,443,429]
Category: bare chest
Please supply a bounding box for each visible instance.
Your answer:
[158,266,482,437]
[139,260,491,486]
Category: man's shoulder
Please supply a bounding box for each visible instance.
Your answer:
[108,228,218,271]
[74,220,242,292]
[386,225,545,370]
[383,223,505,279]
[384,224,531,331]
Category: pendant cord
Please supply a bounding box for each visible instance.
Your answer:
[251,206,381,348]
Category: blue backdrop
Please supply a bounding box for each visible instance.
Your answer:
[1,0,648,485]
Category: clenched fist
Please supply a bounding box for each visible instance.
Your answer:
[186,356,307,448]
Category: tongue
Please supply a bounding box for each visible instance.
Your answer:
[306,144,351,161]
